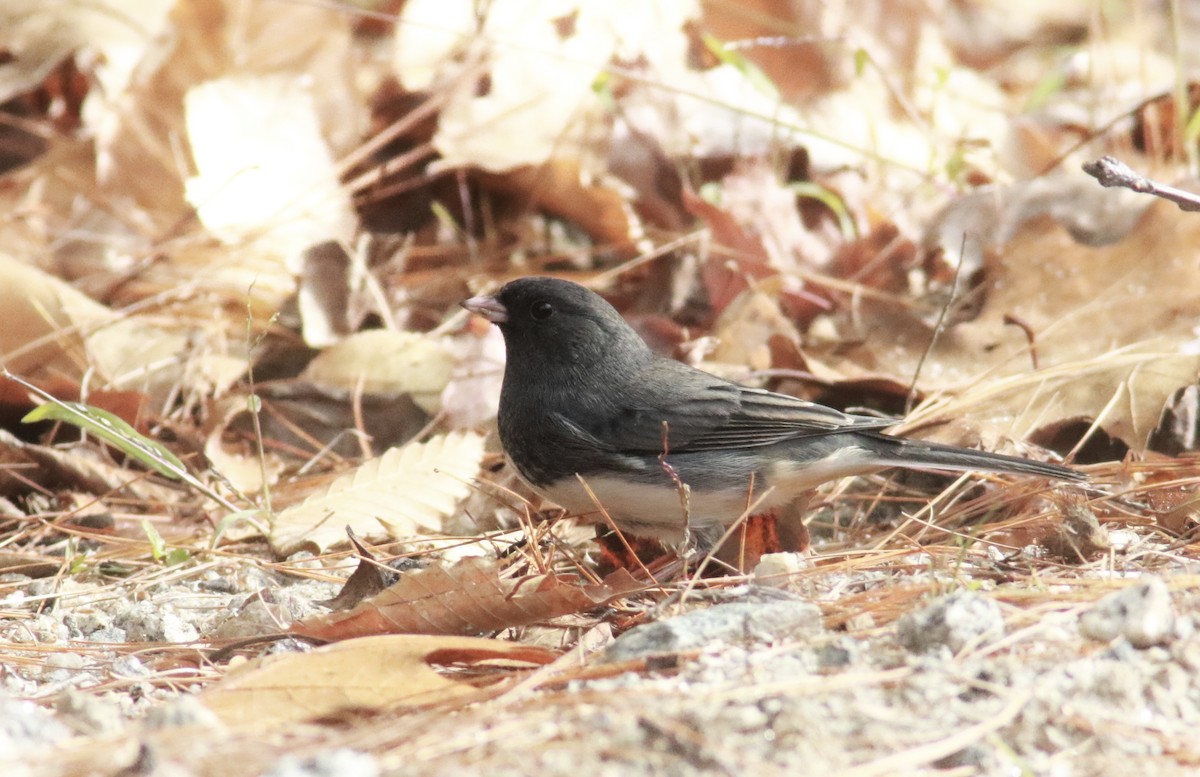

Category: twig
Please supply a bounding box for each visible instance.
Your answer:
[658,421,693,553]
[907,232,969,415]
[1002,313,1039,370]
[1082,156,1200,212]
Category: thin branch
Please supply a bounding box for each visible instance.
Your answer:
[1082,156,1200,212]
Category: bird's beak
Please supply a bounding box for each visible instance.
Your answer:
[461,294,508,324]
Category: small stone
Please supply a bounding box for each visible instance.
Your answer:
[897,591,1005,654]
[264,749,379,777]
[111,655,151,678]
[0,694,70,749]
[605,599,823,662]
[752,552,811,589]
[212,594,290,639]
[55,689,125,735]
[1080,576,1174,649]
[113,602,199,643]
[1107,529,1139,552]
[160,612,199,643]
[144,695,223,730]
[45,653,86,670]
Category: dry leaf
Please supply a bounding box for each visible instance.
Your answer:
[709,284,801,372]
[481,163,636,249]
[683,189,775,314]
[201,634,556,731]
[402,0,616,172]
[294,240,354,348]
[223,382,430,461]
[184,74,356,261]
[819,201,1200,451]
[269,431,486,555]
[291,556,643,640]
[203,398,285,497]
[441,322,506,429]
[301,330,456,414]
[0,429,178,504]
[0,253,224,405]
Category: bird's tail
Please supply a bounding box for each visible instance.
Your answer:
[867,434,1086,483]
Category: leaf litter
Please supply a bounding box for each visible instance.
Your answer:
[2,1,1200,776]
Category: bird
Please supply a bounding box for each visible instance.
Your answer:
[462,276,1085,551]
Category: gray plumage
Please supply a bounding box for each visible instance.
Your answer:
[464,277,1083,545]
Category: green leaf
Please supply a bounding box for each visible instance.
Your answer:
[6,367,243,514]
[702,33,779,99]
[789,181,857,239]
[853,48,869,77]
[210,509,269,550]
[23,400,186,480]
[98,561,138,577]
[1185,103,1200,146]
[141,519,167,562]
[1024,69,1067,112]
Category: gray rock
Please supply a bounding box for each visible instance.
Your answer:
[897,591,1005,654]
[55,689,126,736]
[0,693,70,749]
[605,599,823,662]
[265,749,379,777]
[144,695,223,731]
[1080,576,1174,649]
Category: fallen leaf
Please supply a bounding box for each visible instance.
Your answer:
[203,398,285,497]
[709,282,801,372]
[480,163,636,250]
[223,381,430,463]
[0,429,178,503]
[440,322,505,429]
[301,330,456,414]
[184,74,356,262]
[682,189,775,314]
[403,0,615,173]
[291,556,643,640]
[269,431,486,555]
[201,634,556,731]
[816,201,1200,452]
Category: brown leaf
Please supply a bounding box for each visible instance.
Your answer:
[709,282,801,372]
[290,557,643,640]
[319,530,415,611]
[0,429,178,503]
[482,164,635,249]
[201,634,557,732]
[682,189,775,314]
[815,201,1200,452]
[1038,504,1111,563]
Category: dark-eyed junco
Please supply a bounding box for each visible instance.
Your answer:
[463,277,1084,549]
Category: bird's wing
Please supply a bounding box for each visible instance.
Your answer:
[686,385,895,450]
[572,360,895,455]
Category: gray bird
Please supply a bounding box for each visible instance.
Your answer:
[463,277,1084,549]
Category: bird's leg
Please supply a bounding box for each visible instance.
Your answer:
[707,495,813,573]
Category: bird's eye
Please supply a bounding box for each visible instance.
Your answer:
[530,301,554,320]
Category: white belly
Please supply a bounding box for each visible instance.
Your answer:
[533,443,883,545]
